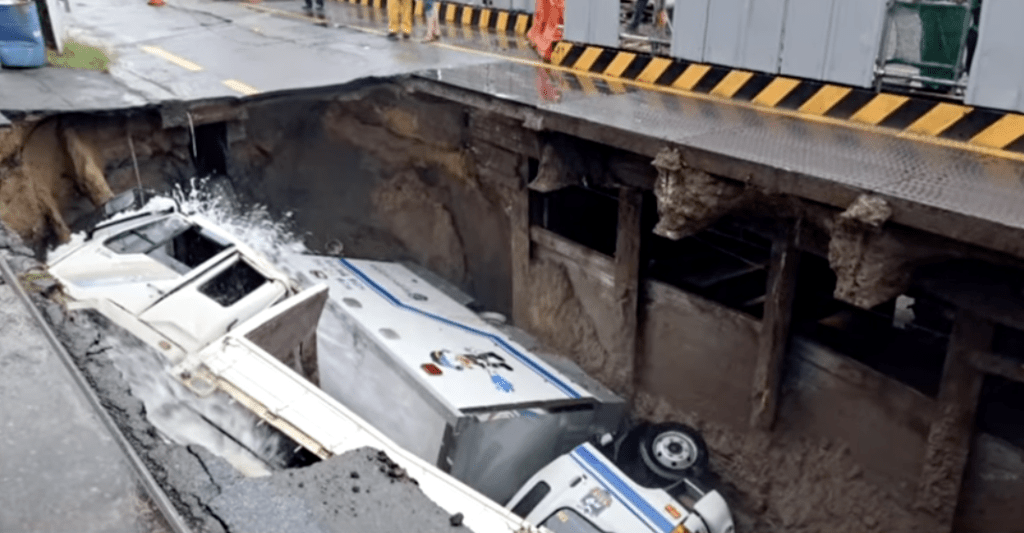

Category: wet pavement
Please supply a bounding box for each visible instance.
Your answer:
[0,0,500,111]
[418,60,1024,236]
[0,277,169,533]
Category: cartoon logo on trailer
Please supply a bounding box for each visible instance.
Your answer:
[429,349,515,393]
[580,487,612,517]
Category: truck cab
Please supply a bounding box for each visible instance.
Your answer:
[508,442,734,533]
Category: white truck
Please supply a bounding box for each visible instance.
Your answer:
[47,191,735,533]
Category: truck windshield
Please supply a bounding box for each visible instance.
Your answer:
[105,216,229,274]
[542,509,607,533]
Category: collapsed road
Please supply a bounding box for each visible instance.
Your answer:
[3,0,1024,531]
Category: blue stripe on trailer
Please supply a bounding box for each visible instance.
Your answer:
[337,258,581,399]
[571,446,674,533]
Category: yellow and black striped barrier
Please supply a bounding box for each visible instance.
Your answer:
[340,0,534,34]
[332,1,1024,155]
[549,41,1024,154]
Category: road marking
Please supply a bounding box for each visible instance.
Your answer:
[140,45,203,72]
[223,79,260,96]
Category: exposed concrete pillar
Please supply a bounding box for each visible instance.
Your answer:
[916,309,994,529]
[750,220,801,430]
[613,187,642,397]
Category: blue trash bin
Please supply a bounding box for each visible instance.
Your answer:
[0,0,47,68]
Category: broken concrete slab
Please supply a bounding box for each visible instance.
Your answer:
[209,448,475,533]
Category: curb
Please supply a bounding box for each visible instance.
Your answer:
[549,41,1024,154]
[342,0,534,34]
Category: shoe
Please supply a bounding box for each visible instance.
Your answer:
[421,33,439,43]
[387,32,399,40]
[402,33,410,40]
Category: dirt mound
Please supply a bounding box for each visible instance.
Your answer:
[635,392,942,532]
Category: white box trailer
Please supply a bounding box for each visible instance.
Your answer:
[286,254,628,505]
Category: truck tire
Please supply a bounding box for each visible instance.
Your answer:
[638,422,708,481]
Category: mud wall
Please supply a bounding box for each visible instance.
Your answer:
[228,86,520,316]
[0,112,197,249]
[521,229,943,531]
[780,337,934,501]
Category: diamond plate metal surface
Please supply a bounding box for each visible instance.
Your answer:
[418,61,1024,232]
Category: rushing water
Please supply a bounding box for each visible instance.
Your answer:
[48,179,315,477]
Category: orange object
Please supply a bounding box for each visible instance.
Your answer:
[148,0,165,6]
[527,0,564,62]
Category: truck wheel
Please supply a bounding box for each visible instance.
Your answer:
[638,422,708,481]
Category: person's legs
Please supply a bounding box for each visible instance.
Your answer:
[425,0,441,41]
[387,0,401,36]
[401,0,414,37]
[528,0,547,43]
[630,0,650,30]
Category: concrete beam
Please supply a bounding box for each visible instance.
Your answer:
[750,220,801,431]
[159,99,248,129]
[510,171,532,328]
[969,350,1024,384]
[406,78,1024,263]
[613,187,642,397]
[916,310,994,529]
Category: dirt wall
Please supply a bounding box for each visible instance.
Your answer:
[524,242,623,391]
[230,85,518,316]
[0,113,195,248]
[779,337,935,501]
